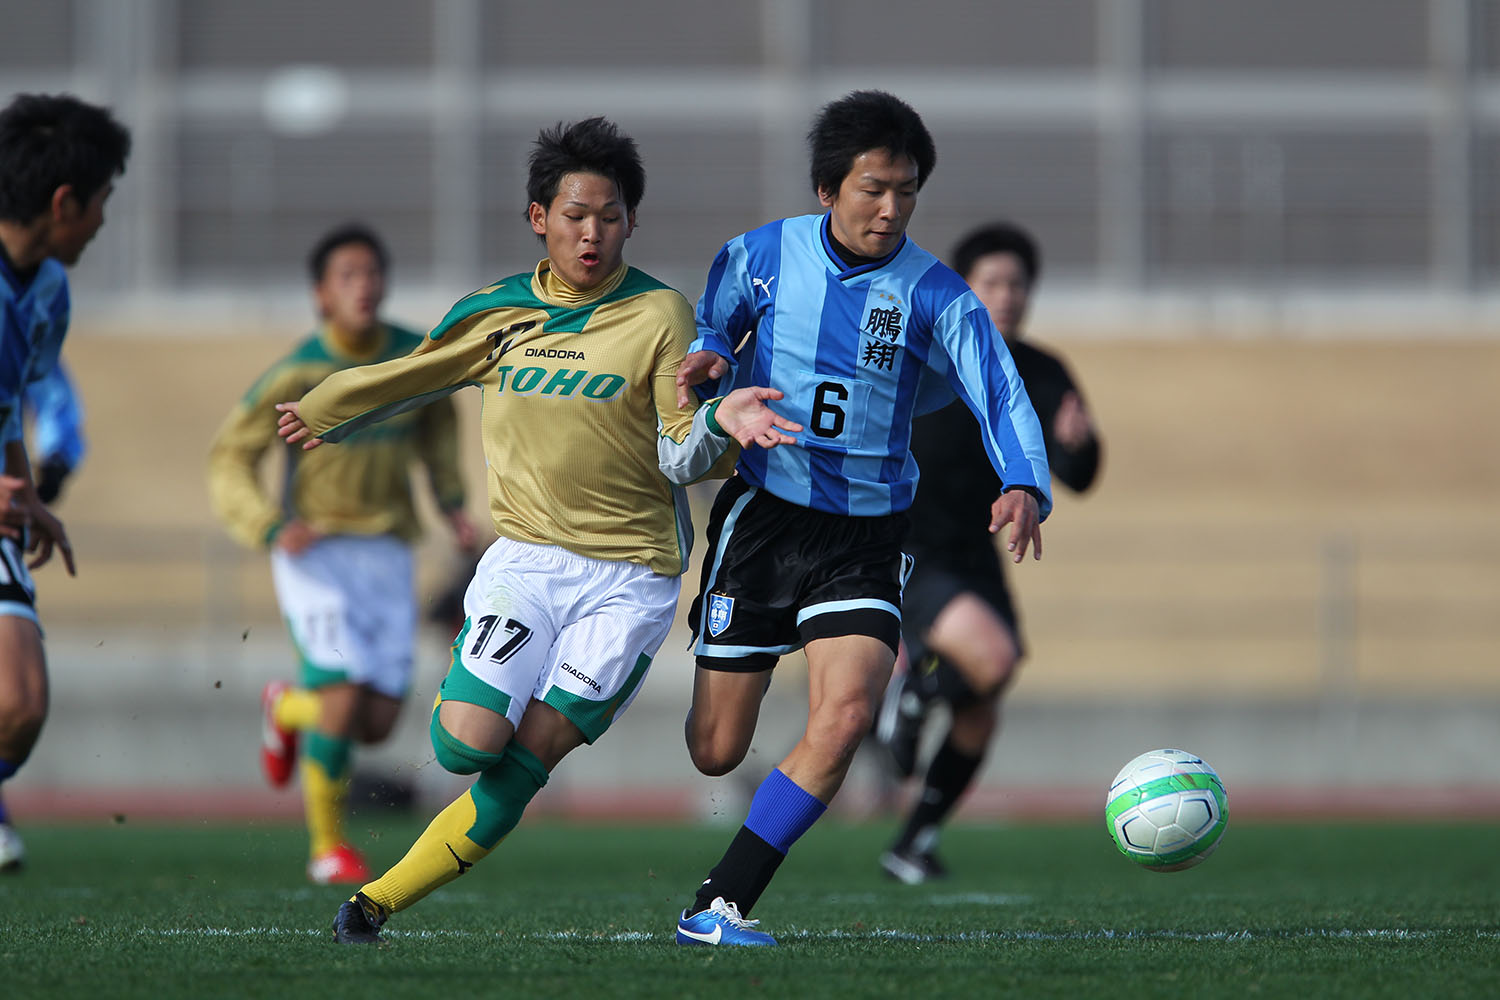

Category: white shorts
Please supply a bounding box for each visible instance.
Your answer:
[441,535,679,744]
[269,534,415,698]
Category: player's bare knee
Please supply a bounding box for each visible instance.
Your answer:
[968,651,1020,701]
[686,733,746,777]
[0,707,44,761]
[0,689,46,733]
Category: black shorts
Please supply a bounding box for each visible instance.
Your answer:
[901,543,1022,670]
[0,536,38,619]
[688,477,911,672]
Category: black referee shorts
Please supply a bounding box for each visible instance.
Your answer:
[900,544,1023,708]
[899,544,1021,660]
[687,476,911,672]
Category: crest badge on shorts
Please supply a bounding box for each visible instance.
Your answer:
[707,593,734,637]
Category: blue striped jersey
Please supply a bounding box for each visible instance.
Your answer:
[691,213,1052,518]
[0,254,69,448]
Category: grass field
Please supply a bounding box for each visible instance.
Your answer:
[2,817,1497,999]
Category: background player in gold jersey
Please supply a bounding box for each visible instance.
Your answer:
[273,117,799,943]
[208,224,477,884]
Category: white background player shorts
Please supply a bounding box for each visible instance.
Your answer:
[269,533,415,698]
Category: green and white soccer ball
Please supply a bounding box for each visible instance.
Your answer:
[1105,748,1228,872]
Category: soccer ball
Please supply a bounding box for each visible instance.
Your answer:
[1105,748,1227,872]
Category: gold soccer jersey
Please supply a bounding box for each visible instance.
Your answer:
[208,324,466,548]
[294,261,736,577]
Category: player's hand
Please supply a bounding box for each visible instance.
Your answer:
[275,401,324,450]
[24,497,75,575]
[273,519,321,555]
[1053,391,1094,450]
[714,387,804,449]
[989,489,1042,563]
[675,351,732,409]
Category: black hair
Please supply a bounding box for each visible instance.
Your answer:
[807,90,936,197]
[951,221,1041,286]
[525,117,645,218]
[0,93,131,222]
[306,222,389,284]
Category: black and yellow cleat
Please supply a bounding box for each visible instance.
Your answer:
[331,891,387,944]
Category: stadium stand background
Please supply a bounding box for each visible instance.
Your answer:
[4,0,1499,820]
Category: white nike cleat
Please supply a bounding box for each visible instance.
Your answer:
[0,822,25,872]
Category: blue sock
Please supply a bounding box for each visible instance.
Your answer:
[0,758,18,824]
[744,768,826,854]
[691,769,828,917]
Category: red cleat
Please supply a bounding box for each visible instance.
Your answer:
[260,680,299,788]
[307,843,370,885]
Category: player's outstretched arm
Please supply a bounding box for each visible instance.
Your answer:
[675,350,732,409]
[274,401,324,450]
[989,488,1043,563]
[714,387,803,450]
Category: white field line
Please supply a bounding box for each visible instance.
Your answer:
[129,926,1500,943]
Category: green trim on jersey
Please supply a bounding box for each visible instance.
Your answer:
[541,651,652,744]
[429,267,672,341]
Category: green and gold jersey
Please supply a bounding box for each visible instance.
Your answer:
[295,260,737,577]
[208,322,466,549]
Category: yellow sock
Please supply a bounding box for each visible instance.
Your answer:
[360,790,494,915]
[301,756,348,857]
[274,687,322,732]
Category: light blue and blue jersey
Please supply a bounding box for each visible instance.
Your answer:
[25,360,85,471]
[0,253,70,451]
[691,213,1052,519]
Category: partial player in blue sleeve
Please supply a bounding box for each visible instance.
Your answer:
[0,93,130,871]
[670,91,1052,947]
[23,360,86,505]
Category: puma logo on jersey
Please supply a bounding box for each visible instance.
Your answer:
[752,276,776,299]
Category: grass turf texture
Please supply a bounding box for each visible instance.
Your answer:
[2,819,1496,998]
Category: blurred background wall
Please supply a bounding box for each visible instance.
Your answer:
[4,0,1499,821]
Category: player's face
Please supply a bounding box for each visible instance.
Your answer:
[314,242,386,335]
[46,184,113,266]
[529,172,635,292]
[818,149,919,260]
[965,252,1033,343]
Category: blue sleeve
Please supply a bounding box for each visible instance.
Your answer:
[690,237,757,398]
[931,297,1053,519]
[25,360,86,469]
[1,266,69,446]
